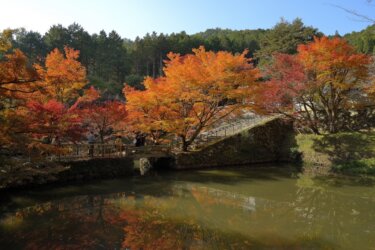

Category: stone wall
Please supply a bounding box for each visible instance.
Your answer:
[1,158,135,191]
[174,118,296,169]
[59,158,135,181]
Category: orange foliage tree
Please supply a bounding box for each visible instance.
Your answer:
[36,47,87,103]
[0,43,95,156]
[0,38,41,152]
[260,36,371,133]
[125,47,260,151]
[123,78,175,144]
[18,47,92,155]
[0,50,40,96]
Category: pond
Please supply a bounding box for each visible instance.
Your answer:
[0,165,375,249]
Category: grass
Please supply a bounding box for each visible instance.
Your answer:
[296,131,375,176]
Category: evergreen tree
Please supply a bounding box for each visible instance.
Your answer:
[255,18,321,66]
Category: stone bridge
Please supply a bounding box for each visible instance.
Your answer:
[51,114,271,161]
[51,114,294,170]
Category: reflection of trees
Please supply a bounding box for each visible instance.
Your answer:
[190,185,256,212]
[121,208,189,250]
[0,193,126,249]
[1,176,374,249]
[0,188,336,249]
[116,195,248,250]
[118,195,327,250]
[116,185,337,249]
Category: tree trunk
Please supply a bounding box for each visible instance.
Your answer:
[152,58,156,78]
[301,100,320,134]
[328,116,337,133]
[180,136,189,152]
[326,107,338,133]
[100,132,104,144]
[311,126,320,135]
[159,53,163,76]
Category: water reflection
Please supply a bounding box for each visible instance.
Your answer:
[0,167,375,249]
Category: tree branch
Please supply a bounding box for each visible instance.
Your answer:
[0,86,39,94]
[0,79,39,85]
[331,4,375,23]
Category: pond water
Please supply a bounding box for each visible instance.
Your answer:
[0,166,375,249]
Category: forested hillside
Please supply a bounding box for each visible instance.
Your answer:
[344,24,375,54]
[6,19,375,98]
[2,19,320,96]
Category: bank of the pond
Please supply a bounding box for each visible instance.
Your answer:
[296,131,375,175]
[0,117,296,191]
[2,120,375,191]
[0,158,136,191]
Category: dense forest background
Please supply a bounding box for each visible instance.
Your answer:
[7,18,375,99]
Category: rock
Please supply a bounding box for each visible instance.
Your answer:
[35,163,47,169]
[22,162,33,168]
[16,180,24,186]
[139,158,152,176]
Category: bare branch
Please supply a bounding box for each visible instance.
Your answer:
[331,4,375,23]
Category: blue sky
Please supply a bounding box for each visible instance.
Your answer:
[1,0,374,39]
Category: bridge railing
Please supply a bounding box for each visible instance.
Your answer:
[202,115,265,137]
[48,115,278,160]
[48,143,171,161]
[192,115,270,148]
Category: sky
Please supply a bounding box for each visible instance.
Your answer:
[0,0,374,39]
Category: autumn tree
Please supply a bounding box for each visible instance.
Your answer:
[19,46,92,155]
[125,46,260,151]
[23,100,83,154]
[25,86,99,140]
[124,78,175,144]
[257,53,321,132]
[0,44,92,156]
[260,36,371,133]
[0,31,41,153]
[0,50,40,97]
[38,46,87,103]
[80,100,127,143]
[21,86,101,156]
[299,36,370,133]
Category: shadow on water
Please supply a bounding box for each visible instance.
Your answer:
[313,174,375,188]
[0,164,298,208]
[1,162,375,212]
